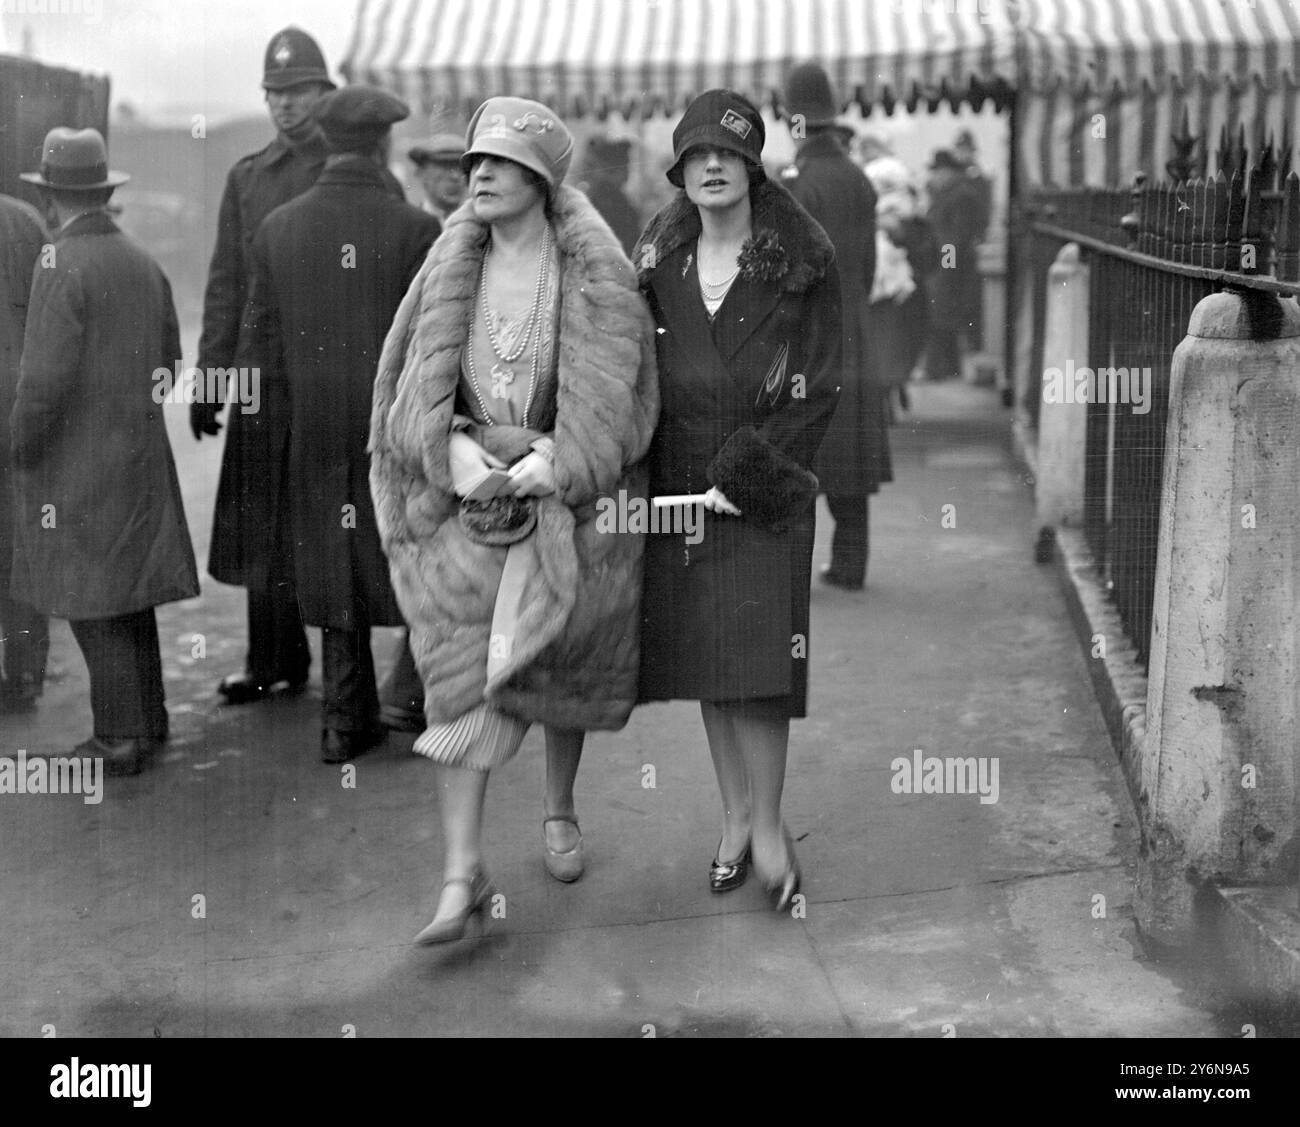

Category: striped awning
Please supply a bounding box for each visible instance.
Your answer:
[340,0,1019,118]
[1017,0,1300,96]
[1017,0,1300,187]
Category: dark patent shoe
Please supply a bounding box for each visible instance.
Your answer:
[818,564,864,591]
[414,869,495,945]
[217,671,308,705]
[75,736,150,778]
[321,726,386,764]
[709,837,751,893]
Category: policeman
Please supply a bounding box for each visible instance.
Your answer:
[191,27,335,705]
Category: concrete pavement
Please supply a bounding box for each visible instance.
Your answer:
[0,381,1246,1036]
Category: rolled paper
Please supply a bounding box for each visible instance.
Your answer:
[652,494,710,508]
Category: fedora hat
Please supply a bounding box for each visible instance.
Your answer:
[20,127,129,191]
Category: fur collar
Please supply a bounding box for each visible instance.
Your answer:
[635,176,834,295]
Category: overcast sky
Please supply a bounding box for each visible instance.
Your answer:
[1,0,361,121]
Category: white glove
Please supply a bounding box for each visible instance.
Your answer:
[449,431,506,497]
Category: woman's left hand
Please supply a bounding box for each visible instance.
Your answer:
[507,451,557,497]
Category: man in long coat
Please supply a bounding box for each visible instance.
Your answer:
[191,27,336,705]
[10,128,199,775]
[242,87,440,763]
[0,193,49,714]
[924,148,985,380]
[784,62,891,590]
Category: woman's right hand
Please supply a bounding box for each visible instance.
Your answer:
[449,430,506,496]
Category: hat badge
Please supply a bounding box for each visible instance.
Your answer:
[720,109,752,139]
[512,111,555,135]
[273,35,292,67]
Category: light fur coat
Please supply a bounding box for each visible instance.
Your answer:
[369,185,659,730]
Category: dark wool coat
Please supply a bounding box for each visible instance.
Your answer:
[0,194,46,595]
[9,212,199,619]
[926,175,985,334]
[369,185,659,731]
[633,178,842,716]
[202,132,404,589]
[788,131,892,496]
[243,157,440,630]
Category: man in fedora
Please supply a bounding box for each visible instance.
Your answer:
[192,27,341,708]
[408,131,466,223]
[924,148,984,381]
[10,128,199,775]
[0,191,49,715]
[241,86,440,763]
[784,61,891,590]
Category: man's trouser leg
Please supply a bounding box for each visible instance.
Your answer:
[1,590,49,703]
[245,504,310,686]
[321,616,379,734]
[69,608,167,741]
[826,492,869,584]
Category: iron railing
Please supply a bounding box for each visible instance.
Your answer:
[1020,126,1300,668]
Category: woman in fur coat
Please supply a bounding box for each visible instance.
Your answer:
[369,98,658,943]
[635,91,842,913]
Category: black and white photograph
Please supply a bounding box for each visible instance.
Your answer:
[0,0,1296,1084]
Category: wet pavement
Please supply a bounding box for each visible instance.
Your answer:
[0,381,1237,1037]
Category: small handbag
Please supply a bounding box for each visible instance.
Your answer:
[458,494,538,546]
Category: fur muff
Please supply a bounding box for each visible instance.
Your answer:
[369,185,659,731]
[707,425,819,532]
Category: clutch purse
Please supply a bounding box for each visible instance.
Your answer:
[458,494,538,546]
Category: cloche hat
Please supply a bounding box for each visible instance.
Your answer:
[667,88,765,188]
[461,97,574,191]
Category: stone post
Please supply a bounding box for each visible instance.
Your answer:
[1035,243,1090,529]
[1138,290,1300,948]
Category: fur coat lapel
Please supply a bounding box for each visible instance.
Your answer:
[369,185,659,730]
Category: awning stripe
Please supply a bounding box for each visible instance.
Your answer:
[340,0,1015,115]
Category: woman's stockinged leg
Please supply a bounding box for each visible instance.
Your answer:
[431,762,490,918]
[723,701,791,880]
[543,726,585,853]
[701,701,752,862]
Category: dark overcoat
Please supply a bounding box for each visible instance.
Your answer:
[243,156,440,630]
[788,131,892,496]
[0,194,46,595]
[926,176,985,334]
[634,178,842,716]
[9,211,199,619]
[202,132,407,589]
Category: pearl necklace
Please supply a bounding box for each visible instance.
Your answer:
[696,238,742,300]
[466,225,552,427]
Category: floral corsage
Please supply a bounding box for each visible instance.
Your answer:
[737,229,789,283]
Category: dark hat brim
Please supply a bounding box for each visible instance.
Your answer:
[667,128,761,187]
[20,169,129,190]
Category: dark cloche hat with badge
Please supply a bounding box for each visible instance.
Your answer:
[262,26,337,91]
[667,88,765,187]
[314,85,411,149]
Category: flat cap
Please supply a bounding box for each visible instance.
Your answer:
[314,85,409,146]
[409,131,466,164]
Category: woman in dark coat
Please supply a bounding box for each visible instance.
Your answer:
[635,91,841,912]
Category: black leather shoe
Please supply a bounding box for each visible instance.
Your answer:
[380,703,424,733]
[75,736,151,777]
[818,564,864,591]
[217,672,308,704]
[709,838,751,893]
[321,726,387,764]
